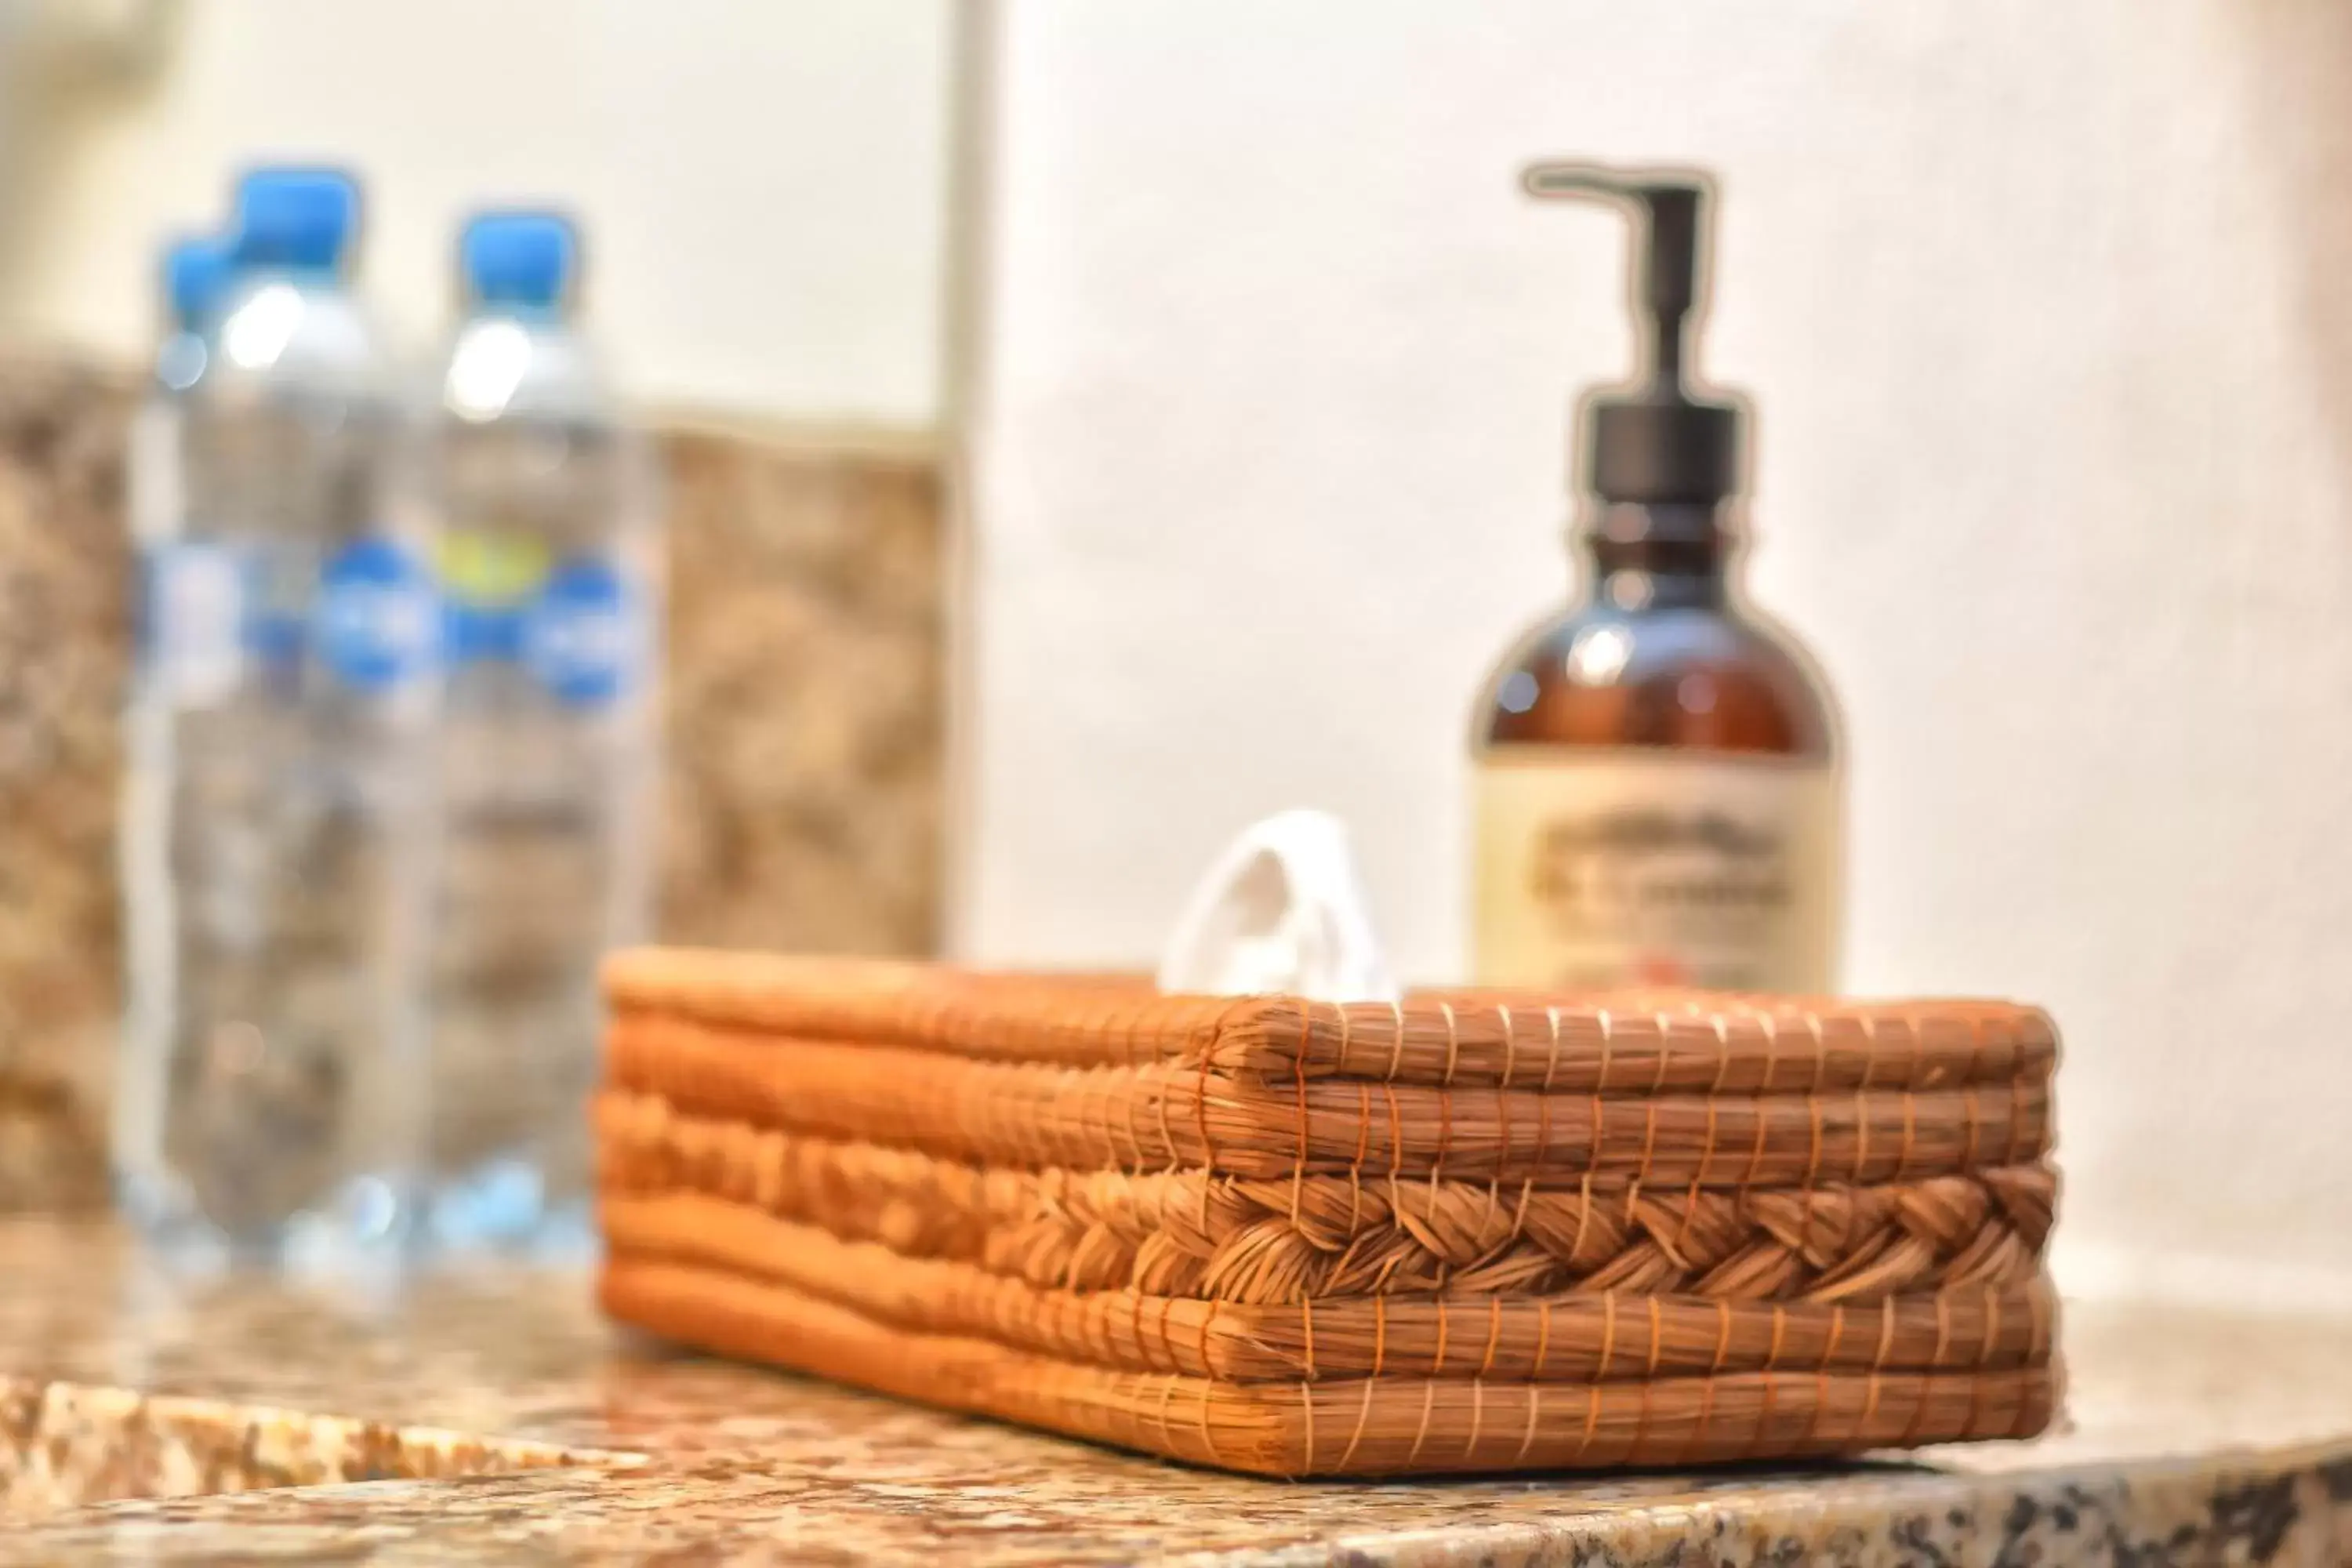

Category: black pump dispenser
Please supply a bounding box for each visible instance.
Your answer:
[1523,163,1742,506]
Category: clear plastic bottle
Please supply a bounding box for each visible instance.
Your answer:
[114,169,436,1269]
[118,232,231,1250]
[424,212,658,1255]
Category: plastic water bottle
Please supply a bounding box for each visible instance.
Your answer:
[425,212,658,1255]
[114,169,436,1269]
[118,233,231,1246]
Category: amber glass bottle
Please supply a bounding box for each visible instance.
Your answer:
[1469,165,1842,994]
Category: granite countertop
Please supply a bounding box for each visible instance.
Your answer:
[0,1221,2347,1565]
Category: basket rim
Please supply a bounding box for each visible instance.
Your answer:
[603,949,2059,1089]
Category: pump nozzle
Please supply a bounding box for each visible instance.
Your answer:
[1522,161,1743,505]
[1523,163,1712,397]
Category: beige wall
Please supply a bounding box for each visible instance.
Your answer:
[0,0,953,425]
[959,1,2352,1306]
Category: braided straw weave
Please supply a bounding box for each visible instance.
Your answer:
[595,950,2062,1478]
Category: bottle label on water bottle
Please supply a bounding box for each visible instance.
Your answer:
[440,531,546,666]
[241,548,309,681]
[316,538,437,692]
[137,542,245,707]
[521,557,641,709]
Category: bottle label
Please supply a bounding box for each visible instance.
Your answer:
[438,529,641,709]
[137,542,246,707]
[1472,748,1840,993]
[316,538,437,692]
[241,546,308,681]
[439,530,550,667]
[520,557,641,710]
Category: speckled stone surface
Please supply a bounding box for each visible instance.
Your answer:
[0,1375,634,1520]
[0,1222,2345,1563]
[0,354,945,1214]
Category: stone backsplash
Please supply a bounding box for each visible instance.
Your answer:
[0,358,946,1211]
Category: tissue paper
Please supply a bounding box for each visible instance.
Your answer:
[1154,808,1398,1003]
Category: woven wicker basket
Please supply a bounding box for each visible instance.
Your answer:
[595,950,2060,1478]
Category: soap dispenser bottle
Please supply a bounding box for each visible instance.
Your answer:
[1470,164,1842,994]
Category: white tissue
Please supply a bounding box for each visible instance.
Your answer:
[1156,809,1399,1003]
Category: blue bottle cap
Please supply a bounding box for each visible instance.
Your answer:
[161,234,232,329]
[459,211,579,311]
[230,166,361,270]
